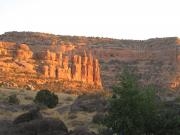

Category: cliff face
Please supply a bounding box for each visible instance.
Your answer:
[0,41,102,93]
[38,50,101,87]
[1,31,180,91]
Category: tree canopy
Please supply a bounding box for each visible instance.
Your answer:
[102,70,180,135]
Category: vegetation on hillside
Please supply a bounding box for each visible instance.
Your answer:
[101,70,180,135]
[0,31,113,46]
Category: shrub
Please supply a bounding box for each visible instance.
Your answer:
[175,96,180,102]
[34,90,58,108]
[101,70,180,135]
[103,70,158,135]
[98,126,113,135]
[8,94,20,104]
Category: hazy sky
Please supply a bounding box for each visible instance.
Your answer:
[0,0,180,39]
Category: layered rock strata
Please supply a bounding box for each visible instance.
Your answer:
[0,41,102,91]
[40,50,102,87]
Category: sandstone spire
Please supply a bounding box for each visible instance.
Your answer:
[57,51,63,67]
[0,40,103,92]
[71,55,82,81]
[42,65,49,78]
[39,50,102,87]
[93,59,102,87]
[86,52,94,84]
[63,56,69,69]
[81,52,88,82]
[49,65,56,78]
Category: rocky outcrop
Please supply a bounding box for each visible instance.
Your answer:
[42,65,49,78]
[71,51,102,87]
[13,107,42,124]
[81,51,88,82]
[16,44,33,60]
[60,44,76,52]
[12,118,68,135]
[7,110,96,135]
[70,94,107,112]
[72,55,82,81]
[0,46,8,56]
[0,40,102,92]
[93,59,102,86]
[0,41,16,56]
[39,50,102,87]
[2,31,180,91]
[86,53,94,84]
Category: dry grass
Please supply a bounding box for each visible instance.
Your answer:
[0,87,99,133]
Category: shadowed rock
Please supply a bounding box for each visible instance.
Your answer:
[71,94,107,112]
[16,118,68,135]
[3,118,68,135]
[13,107,42,124]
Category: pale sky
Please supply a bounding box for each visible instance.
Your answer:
[0,0,180,39]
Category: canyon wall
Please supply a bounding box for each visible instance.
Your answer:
[0,41,102,93]
[1,32,180,91]
[88,37,179,89]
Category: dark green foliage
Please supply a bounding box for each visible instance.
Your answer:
[104,70,157,135]
[102,70,180,135]
[34,90,58,108]
[151,109,180,135]
[98,126,113,135]
[8,94,20,104]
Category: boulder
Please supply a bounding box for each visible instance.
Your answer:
[70,94,107,112]
[12,118,68,135]
[13,107,42,124]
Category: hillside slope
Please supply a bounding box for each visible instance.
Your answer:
[0,31,180,91]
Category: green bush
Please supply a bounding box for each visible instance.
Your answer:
[103,70,157,135]
[175,96,180,102]
[101,70,180,135]
[97,125,113,135]
[8,94,20,104]
[34,89,58,108]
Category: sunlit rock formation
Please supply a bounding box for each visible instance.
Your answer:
[16,44,33,60]
[39,49,102,87]
[2,31,180,91]
[0,41,102,92]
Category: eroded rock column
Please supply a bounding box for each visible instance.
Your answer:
[93,59,102,87]
[86,53,94,84]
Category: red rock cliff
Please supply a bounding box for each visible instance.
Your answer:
[0,41,103,92]
[39,49,102,87]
